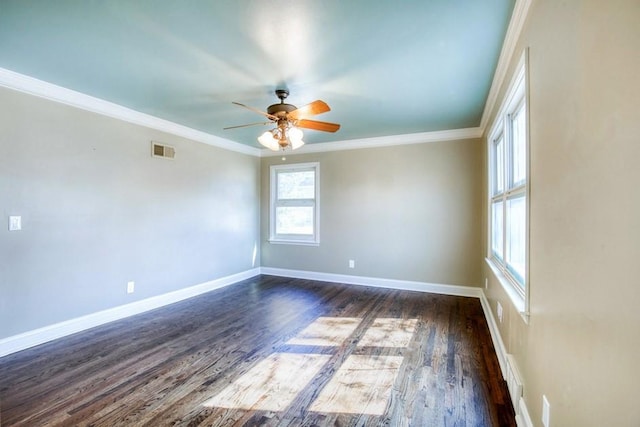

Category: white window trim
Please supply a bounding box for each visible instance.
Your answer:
[269,162,320,246]
[487,49,530,322]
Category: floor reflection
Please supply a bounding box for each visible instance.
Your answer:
[203,316,418,416]
[358,318,418,348]
[202,353,330,411]
[286,316,362,346]
[309,355,404,415]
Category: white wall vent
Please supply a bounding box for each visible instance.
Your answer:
[151,141,175,159]
[506,354,524,415]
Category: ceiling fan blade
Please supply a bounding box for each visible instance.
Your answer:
[232,101,278,120]
[223,121,271,130]
[288,100,330,120]
[296,119,341,133]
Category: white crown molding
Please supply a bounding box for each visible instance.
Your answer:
[0,66,481,158]
[0,0,532,158]
[0,268,261,358]
[0,67,261,157]
[259,127,484,157]
[260,267,483,298]
[479,0,535,135]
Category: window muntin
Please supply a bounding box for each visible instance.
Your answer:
[270,163,319,245]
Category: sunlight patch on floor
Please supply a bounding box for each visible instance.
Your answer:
[203,317,412,415]
[202,353,330,411]
[358,318,418,348]
[286,317,362,346]
[309,355,403,415]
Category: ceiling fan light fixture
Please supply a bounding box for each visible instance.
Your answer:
[288,127,305,149]
[258,130,279,151]
[290,137,305,150]
[229,89,340,151]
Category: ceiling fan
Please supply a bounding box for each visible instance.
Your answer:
[224,89,340,151]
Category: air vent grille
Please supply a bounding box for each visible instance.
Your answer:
[151,141,175,159]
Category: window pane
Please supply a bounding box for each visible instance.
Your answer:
[276,206,314,235]
[491,201,504,260]
[277,171,315,200]
[494,136,505,195]
[511,105,526,185]
[506,196,526,285]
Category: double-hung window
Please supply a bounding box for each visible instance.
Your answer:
[488,53,529,314]
[270,162,319,245]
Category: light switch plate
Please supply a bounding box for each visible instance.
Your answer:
[9,216,21,231]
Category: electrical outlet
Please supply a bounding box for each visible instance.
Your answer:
[497,301,503,323]
[542,395,550,427]
[9,216,21,231]
[127,281,135,294]
[348,260,355,269]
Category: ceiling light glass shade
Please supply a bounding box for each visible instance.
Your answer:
[258,130,280,151]
[290,137,305,150]
[288,127,305,149]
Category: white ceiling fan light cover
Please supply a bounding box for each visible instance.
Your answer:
[258,130,280,151]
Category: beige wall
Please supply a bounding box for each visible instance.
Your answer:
[4,2,639,424]
[484,1,640,425]
[261,140,484,287]
[0,87,260,338]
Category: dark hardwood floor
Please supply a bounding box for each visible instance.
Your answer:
[0,275,515,426]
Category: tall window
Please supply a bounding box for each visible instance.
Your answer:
[488,55,528,305]
[270,162,319,245]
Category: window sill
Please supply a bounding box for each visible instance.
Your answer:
[268,239,320,247]
[485,257,529,324]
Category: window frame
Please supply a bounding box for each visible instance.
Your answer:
[269,162,320,246]
[486,50,530,320]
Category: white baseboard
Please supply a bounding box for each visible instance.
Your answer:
[2,266,528,423]
[261,269,512,386]
[260,267,483,298]
[262,267,532,419]
[479,292,534,426]
[516,397,534,427]
[2,267,514,391]
[0,268,260,358]
[478,292,508,378]
[0,268,482,358]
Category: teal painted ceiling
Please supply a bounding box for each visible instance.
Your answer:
[0,1,515,149]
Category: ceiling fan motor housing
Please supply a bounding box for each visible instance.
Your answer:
[267,102,297,117]
[266,89,296,118]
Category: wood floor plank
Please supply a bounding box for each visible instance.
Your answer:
[0,275,515,426]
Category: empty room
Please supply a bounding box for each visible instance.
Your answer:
[0,1,638,426]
